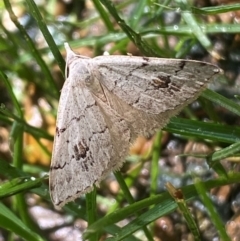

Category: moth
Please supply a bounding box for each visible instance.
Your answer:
[49,43,220,208]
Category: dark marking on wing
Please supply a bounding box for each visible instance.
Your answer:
[51,162,66,170]
[141,57,150,67]
[66,66,69,78]
[50,182,55,192]
[178,60,186,71]
[151,75,171,89]
[66,175,72,183]
[142,57,150,62]
[150,75,181,93]
[56,127,67,137]
[73,139,89,161]
[169,84,180,92]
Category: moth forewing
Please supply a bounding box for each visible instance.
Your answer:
[49,43,221,209]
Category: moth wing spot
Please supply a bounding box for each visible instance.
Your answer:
[151,75,171,89]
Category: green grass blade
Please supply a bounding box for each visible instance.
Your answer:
[25,0,65,74]
[192,3,240,15]
[0,203,45,241]
[0,176,42,199]
[99,0,161,56]
[3,0,60,99]
[92,0,115,31]
[202,89,240,117]
[194,178,231,241]
[166,182,200,241]
[165,117,240,143]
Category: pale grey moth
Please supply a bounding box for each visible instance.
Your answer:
[49,43,220,208]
